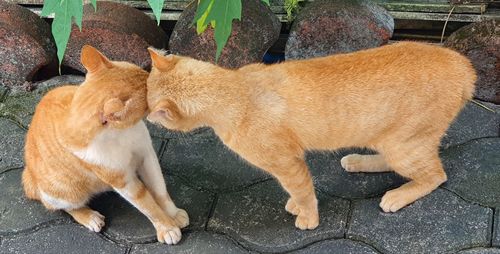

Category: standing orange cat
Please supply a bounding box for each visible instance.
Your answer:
[22,46,188,244]
[146,42,475,230]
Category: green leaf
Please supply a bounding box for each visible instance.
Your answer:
[147,0,165,25]
[43,0,84,65]
[205,0,242,61]
[261,0,270,6]
[40,0,58,17]
[91,0,97,10]
[193,0,214,25]
[195,0,215,34]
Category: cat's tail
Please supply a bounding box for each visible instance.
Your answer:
[22,166,40,200]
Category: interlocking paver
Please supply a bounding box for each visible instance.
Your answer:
[0,118,25,173]
[146,123,211,140]
[207,180,349,253]
[289,239,379,254]
[307,150,405,199]
[0,75,83,128]
[161,130,271,192]
[0,169,67,234]
[442,138,500,207]
[458,248,500,254]
[442,102,500,149]
[347,189,492,254]
[90,176,215,243]
[130,231,248,254]
[0,224,126,254]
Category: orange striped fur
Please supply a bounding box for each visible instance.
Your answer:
[146,42,476,230]
[22,46,188,244]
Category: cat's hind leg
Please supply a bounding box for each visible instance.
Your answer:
[66,207,105,232]
[378,145,446,213]
[341,154,391,173]
[39,191,105,232]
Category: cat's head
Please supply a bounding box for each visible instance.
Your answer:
[145,48,217,132]
[71,46,149,130]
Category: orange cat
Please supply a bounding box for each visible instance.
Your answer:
[146,42,476,230]
[22,46,188,244]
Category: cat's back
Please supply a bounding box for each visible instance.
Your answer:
[33,85,77,120]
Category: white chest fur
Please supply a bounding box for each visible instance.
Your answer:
[73,121,152,171]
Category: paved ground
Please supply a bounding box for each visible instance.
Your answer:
[0,76,499,254]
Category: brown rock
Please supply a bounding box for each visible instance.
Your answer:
[445,20,500,104]
[169,0,281,68]
[285,0,394,60]
[63,1,167,73]
[0,2,56,87]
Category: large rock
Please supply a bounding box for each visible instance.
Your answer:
[64,1,167,73]
[445,20,500,104]
[0,2,56,87]
[169,0,281,68]
[285,0,394,60]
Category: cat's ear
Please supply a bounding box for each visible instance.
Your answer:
[101,98,126,124]
[148,48,178,71]
[147,100,182,123]
[81,45,113,73]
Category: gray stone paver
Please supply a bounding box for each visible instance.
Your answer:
[146,122,211,140]
[0,224,127,254]
[307,150,406,199]
[0,118,25,172]
[347,188,492,254]
[289,239,379,254]
[207,180,349,253]
[442,138,500,207]
[90,176,215,243]
[161,130,271,192]
[130,231,249,254]
[494,208,500,247]
[441,101,499,149]
[457,248,500,254]
[0,169,67,234]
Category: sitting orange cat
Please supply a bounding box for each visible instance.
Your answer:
[22,46,188,244]
[146,42,475,230]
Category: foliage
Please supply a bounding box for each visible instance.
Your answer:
[41,0,270,65]
[147,0,166,25]
[193,0,270,61]
[41,0,90,64]
[284,0,305,22]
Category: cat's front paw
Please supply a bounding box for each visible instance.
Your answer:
[173,209,189,228]
[295,212,319,230]
[340,154,363,172]
[380,188,413,213]
[155,224,182,245]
